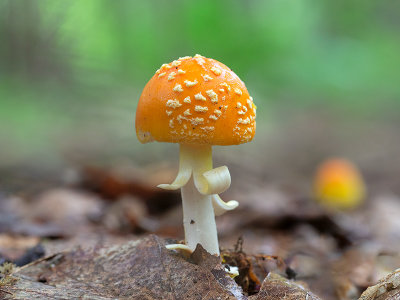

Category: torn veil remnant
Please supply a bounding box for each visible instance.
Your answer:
[135,55,256,255]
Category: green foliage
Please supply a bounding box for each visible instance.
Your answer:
[0,0,399,164]
[1,0,400,104]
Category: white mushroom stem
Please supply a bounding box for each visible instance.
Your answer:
[158,144,238,255]
[182,175,219,254]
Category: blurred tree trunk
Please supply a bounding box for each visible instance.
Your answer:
[0,0,69,82]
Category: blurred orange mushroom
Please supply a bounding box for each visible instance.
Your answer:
[314,158,366,210]
[135,55,256,255]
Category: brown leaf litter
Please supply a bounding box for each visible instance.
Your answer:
[0,235,319,299]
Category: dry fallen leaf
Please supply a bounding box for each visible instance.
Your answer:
[1,235,240,299]
[331,247,376,299]
[82,166,180,214]
[1,189,103,238]
[359,268,400,300]
[249,272,321,300]
[102,195,148,233]
[0,234,40,261]
[30,188,103,230]
[0,234,323,299]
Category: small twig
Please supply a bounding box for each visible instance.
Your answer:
[0,288,13,295]
[234,236,244,253]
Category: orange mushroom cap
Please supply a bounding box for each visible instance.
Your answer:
[135,55,256,145]
[314,158,366,210]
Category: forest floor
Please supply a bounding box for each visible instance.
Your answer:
[1,111,400,299]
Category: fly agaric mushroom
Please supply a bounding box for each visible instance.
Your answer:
[135,55,256,255]
[314,158,366,210]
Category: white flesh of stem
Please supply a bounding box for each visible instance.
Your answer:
[182,176,219,254]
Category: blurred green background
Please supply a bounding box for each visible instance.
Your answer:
[1,0,399,180]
